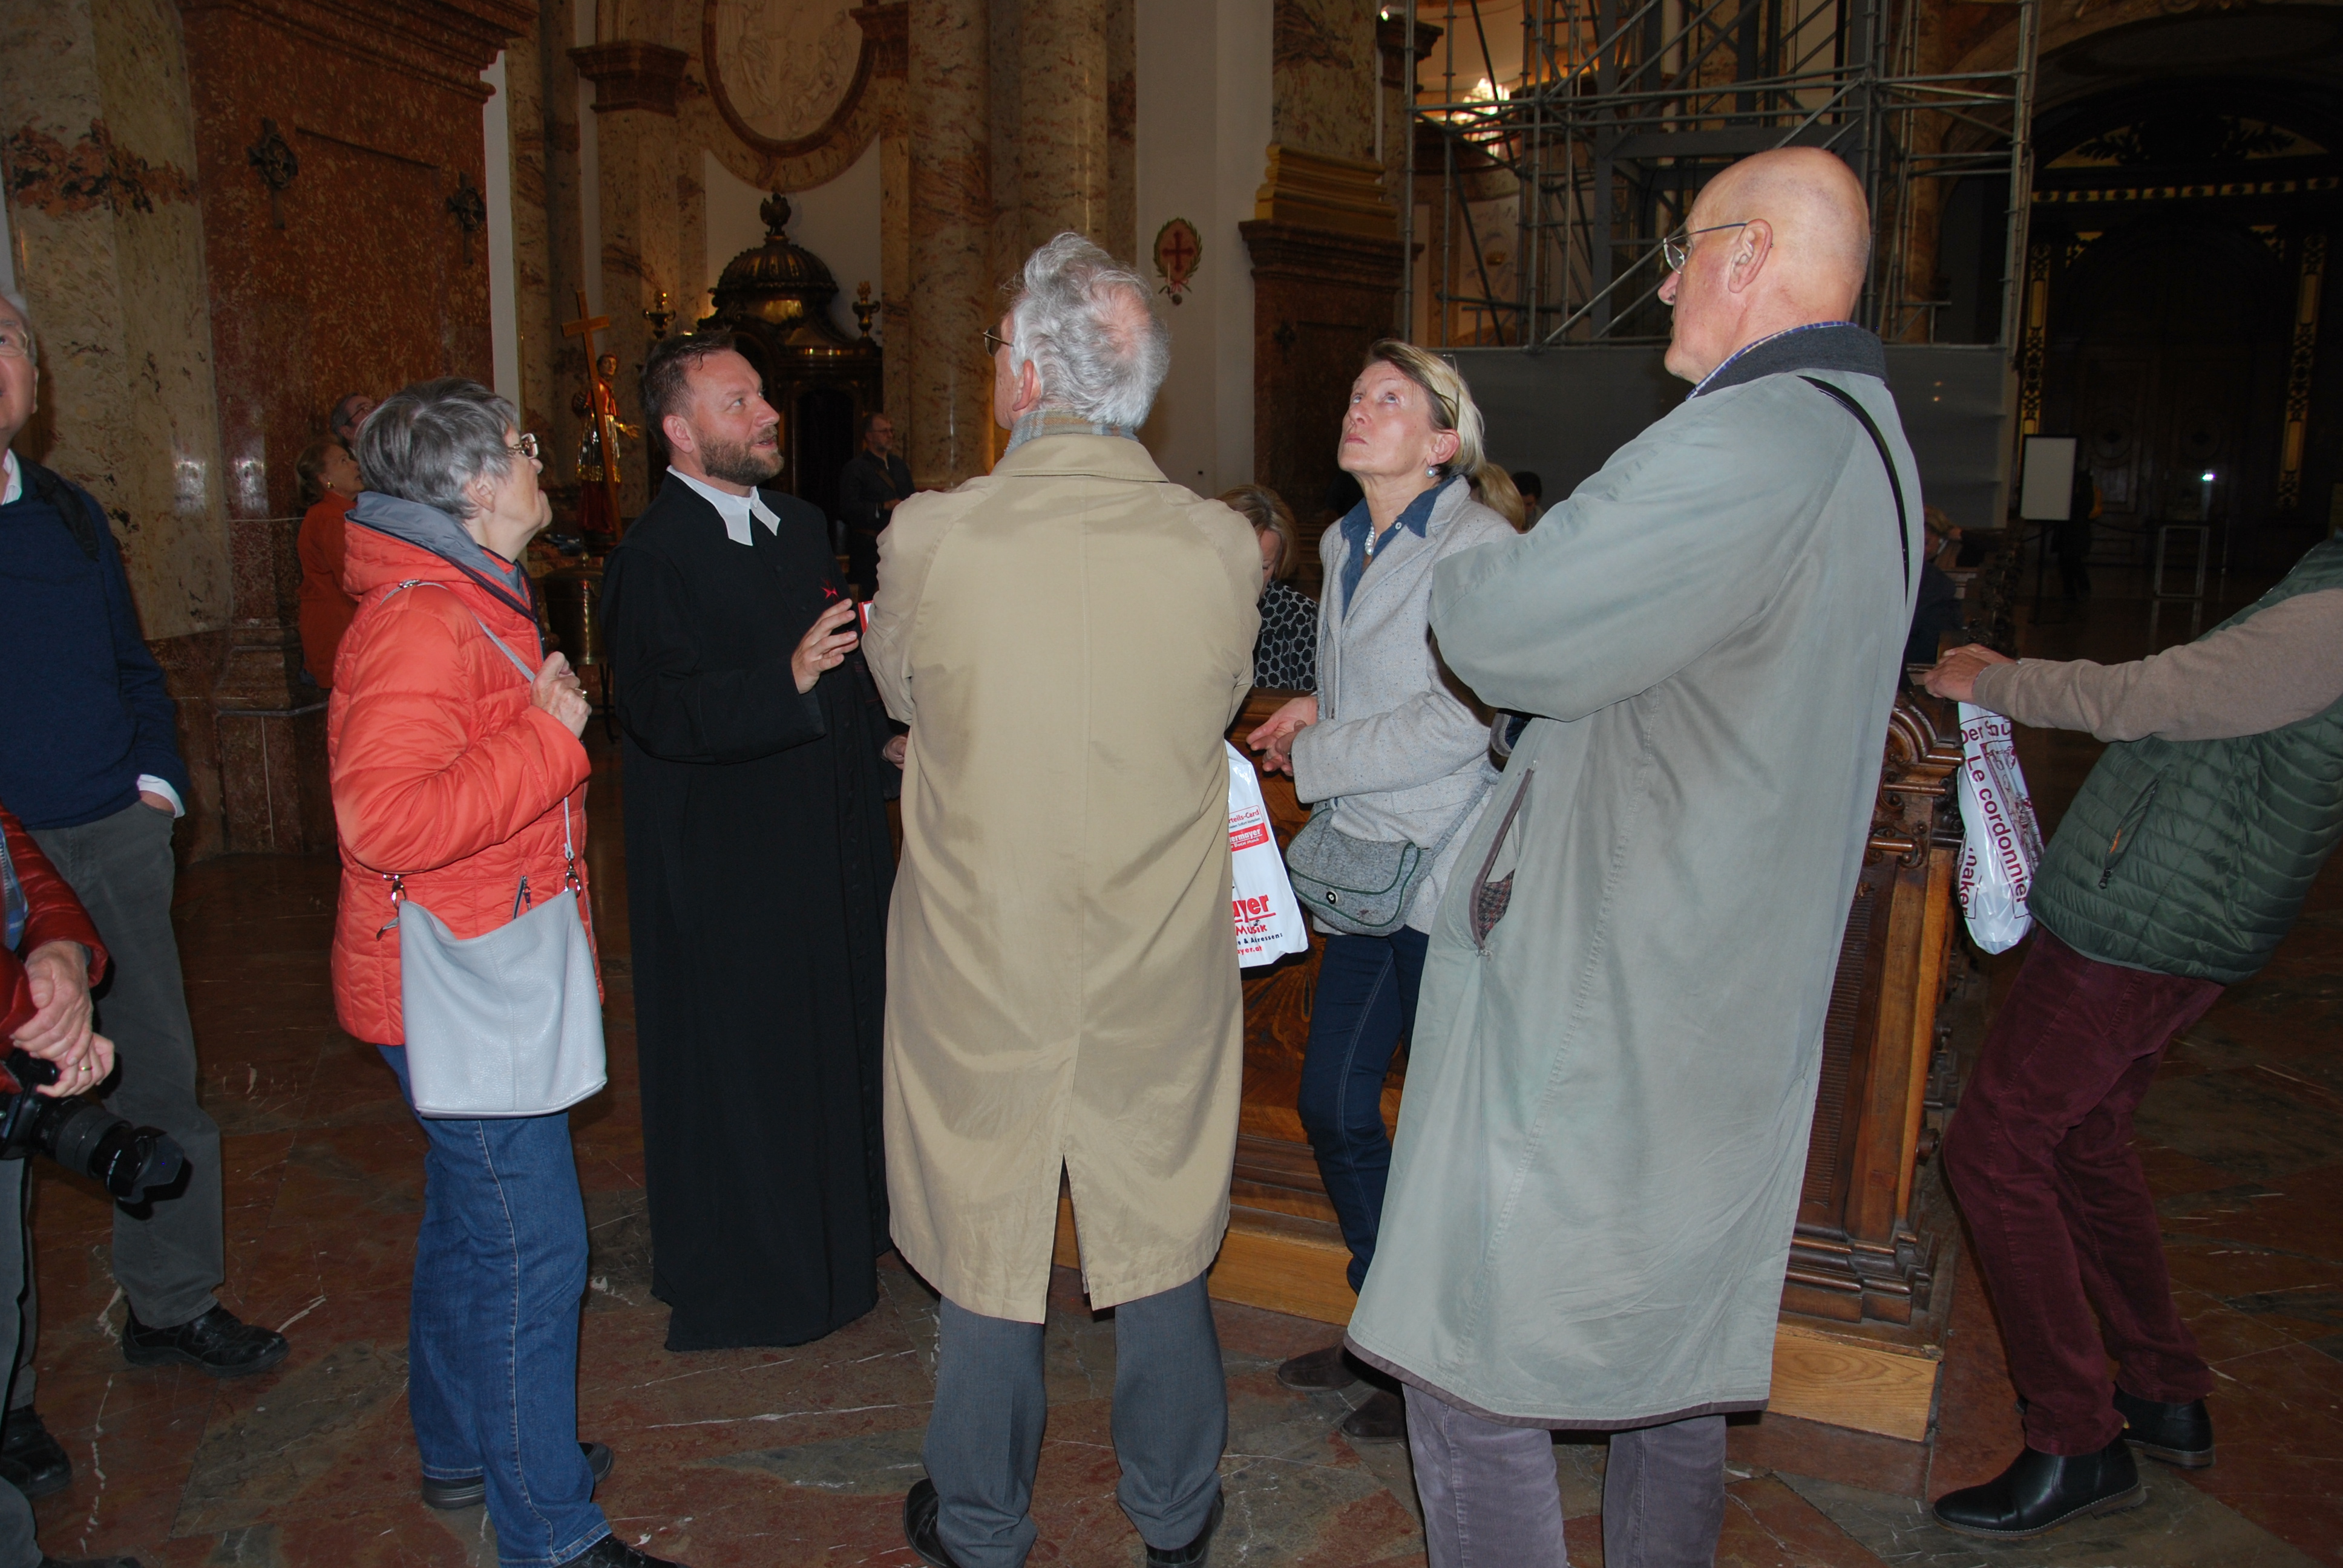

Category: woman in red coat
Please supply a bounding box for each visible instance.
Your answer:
[330,379,681,1568]
[293,436,363,688]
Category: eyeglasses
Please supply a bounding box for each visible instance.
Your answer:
[508,433,540,461]
[0,325,31,360]
[1662,222,1749,272]
[981,327,1009,357]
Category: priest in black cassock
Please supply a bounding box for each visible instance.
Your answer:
[599,331,902,1350]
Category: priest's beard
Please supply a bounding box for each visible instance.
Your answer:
[699,431,782,488]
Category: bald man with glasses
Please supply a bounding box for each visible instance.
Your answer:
[1342,148,1922,1568]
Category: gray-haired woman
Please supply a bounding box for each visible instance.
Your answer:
[1247,341,1514,1442]
[328,379,686,1568]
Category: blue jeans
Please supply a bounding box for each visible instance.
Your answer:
[1297,928,1428,1293]
[381,1047,608,1567]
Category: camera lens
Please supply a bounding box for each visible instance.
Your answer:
[34,1098,185,1201]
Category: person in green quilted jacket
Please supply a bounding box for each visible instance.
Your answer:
[1922,555,2343,1540]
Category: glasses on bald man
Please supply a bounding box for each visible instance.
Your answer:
[0,324,31,360]
[1662,222,1749,273]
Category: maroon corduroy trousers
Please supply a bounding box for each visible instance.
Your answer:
[1942,927,2223,1454]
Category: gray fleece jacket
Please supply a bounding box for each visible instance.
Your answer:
[1290,477,1515,931]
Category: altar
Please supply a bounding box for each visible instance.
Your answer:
[1053,681,1970,1488]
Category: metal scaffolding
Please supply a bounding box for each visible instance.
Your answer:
[1398,0,2040,351]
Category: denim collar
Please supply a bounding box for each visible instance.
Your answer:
[1337,476,1453,613]
[1689,321,1886,399]
[1004,409,1140,455]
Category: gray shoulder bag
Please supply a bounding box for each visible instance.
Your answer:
[378,584,607,1118]
[1283,783,1489,938]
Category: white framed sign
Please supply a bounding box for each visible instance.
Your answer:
[2019,436,2079,521]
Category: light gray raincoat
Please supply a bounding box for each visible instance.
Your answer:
[1345,325,1921,1427]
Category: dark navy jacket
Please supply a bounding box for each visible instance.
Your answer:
[0,457,189,829]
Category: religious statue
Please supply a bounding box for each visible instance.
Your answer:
[572,351,640,543]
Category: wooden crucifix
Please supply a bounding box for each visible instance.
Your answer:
[563,290,626,542]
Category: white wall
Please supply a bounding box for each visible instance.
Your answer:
[704,140,883,342]
[1135,0,1270,496]
[482,51,522,405]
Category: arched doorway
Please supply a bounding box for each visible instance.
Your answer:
[2023,70,2340,566]
[2055,221,2292,534]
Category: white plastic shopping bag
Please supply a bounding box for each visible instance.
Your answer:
[1954,702,2043,954]
[1227,743,1311,967]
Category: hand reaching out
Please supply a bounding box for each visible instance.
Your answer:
[1246,695,1318,777]
[793,599,861,694]
[1924,643,2013,705]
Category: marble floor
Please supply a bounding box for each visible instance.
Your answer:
[18,566,2343,1567]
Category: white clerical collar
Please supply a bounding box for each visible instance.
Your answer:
[667,465,780,547]
[1,450,18,506]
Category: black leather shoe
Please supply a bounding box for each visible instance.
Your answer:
[120,1306,289,1378]
[1339,1388,1406,1445]
[1276,1345,1360,1392]
[1931,1436,2145,1538]
[2,1406,71,1498]
[1146,1491,1224,1567]
[422,1441,614,1509]
[902,1478,966,1568]
[556,1537,688,1567]
[2115,1388,2215,1468]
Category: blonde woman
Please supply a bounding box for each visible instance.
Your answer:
[1247,340,1513,1442]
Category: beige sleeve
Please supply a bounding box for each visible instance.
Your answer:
[863,494,955,724]
[1970,589,2343,743]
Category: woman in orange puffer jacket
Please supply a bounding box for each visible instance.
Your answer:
[329,379,684,1568]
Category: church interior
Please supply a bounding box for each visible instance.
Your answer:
[2,0,2342,1562]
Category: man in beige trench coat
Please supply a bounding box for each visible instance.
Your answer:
[864,234,1260,1568]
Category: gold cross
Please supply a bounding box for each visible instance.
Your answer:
[562,290,611,361]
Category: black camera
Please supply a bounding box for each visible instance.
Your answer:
[0,1049,186,1203]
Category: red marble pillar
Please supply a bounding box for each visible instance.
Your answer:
[174,0,529,853]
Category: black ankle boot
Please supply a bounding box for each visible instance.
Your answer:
[2115,1387,2215,1468]
[1932,1434,2145,1538]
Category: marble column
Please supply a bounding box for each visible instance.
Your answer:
[1,0,236,854]
[175,0,517,855]
[572,40,689,518]
[1017,0,1110,254]
[909,0,991,488]
[854,2,915,430]
[1245,0,1401,548]
[534,0,592,500]
[503,27,559,439]
[1105,0,1136,262]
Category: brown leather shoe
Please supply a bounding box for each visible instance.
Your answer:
[1339,1388,1406,1444]
[1276,1345,1359,1392]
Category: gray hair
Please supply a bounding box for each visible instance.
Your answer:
[356,378,517,520]
[1008,234,1168,428]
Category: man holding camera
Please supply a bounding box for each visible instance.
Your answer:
[0,288,287,1501]
[2,801,143,1567]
